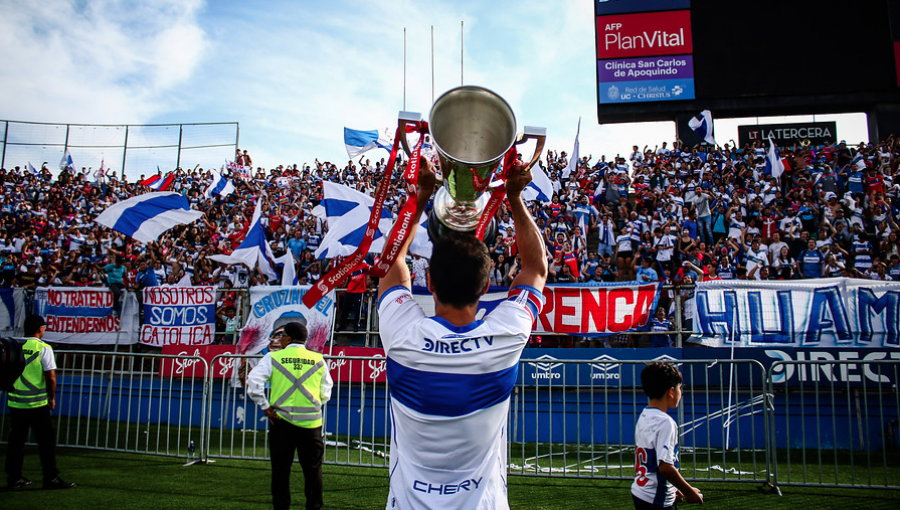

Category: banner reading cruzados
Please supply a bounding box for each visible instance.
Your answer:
[694,278,900,347]
[240,286,336,355]
[34,287,139,344]
[412,281,660,336]
[141,287,216,347]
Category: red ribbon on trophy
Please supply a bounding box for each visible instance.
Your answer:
[302,121,429,308]
[474,146,518,241]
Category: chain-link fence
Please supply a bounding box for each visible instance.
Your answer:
[0,120,239,180]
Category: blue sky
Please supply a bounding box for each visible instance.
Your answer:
[0,0,868,176]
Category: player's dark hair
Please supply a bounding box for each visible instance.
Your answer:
[24,314,46,337]
[283,322,308,343]
[641,362,682,400]
[428,232,491,307]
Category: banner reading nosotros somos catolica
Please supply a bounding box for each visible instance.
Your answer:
[34,287,139,344]
[140,287,217,347]
[411,282,661,336]
[694,278,900,347]
[239,286,336,356]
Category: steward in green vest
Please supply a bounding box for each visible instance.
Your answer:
[247,321,332,510]
[5,314,76,490]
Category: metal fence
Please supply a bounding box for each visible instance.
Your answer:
[3,345,898,492]
[0,120,239,180]
[766,359,900,490]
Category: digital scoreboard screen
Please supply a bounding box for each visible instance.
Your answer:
[594,0,900,123]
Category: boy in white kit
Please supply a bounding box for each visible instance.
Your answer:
[632,362,704,509]
[377,155,547,509]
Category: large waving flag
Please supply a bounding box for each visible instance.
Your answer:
[344,128,392,159]
[209,196,278,280]
[522,164,554,203]
[94,192,204,244]
[205,169,235,198]
[689,110,717,146]
[27,161,39,176]
[561,118,581,180]
[274,252,299,286]
[312,182,433,260]
[764,136,785,180]
[59,149,74,172]
[140,172,174,191]
[312,182,394,259]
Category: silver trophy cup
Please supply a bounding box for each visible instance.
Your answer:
[399,85,546,240]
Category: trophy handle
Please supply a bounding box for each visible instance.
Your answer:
[397,111,423,157]
[515,126,547,172]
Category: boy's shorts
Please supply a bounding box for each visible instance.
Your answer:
[632,494,674,510]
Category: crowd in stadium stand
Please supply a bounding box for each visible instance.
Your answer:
[1,136,899,335]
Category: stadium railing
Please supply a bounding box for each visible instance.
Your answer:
[766,359,900,491]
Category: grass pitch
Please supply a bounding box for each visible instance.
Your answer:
[2,447,899,510]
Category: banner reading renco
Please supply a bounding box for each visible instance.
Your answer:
[412,282,661,336]
[141,286,217,347]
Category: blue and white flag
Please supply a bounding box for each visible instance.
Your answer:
[764,136,785,180]
[344,128,392,159]
[59,149,74,172]
[689,110,717,146]
[209,196,278,281]
[522,164,554,203]
[850,152,867,170]
[94,192,204,244]
[561,118,581,180]
[204,169,235,198]
[312,181,432,260]
[312,182,394,259]
[26,161,39,176]
[274,252,299,286]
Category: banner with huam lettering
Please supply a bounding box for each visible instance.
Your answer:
[34,287,139,344]
[141,287,217,347]
[694,278,900,347]
[412,282,661,336]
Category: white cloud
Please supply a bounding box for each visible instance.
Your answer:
[0,0,208,124]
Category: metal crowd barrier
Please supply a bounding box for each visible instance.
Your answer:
[508,359,769,485]
[3,353,899,493]
[1,351,210,462]
[766,359,900,490]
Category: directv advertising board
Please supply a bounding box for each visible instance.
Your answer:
[596,7,695,104]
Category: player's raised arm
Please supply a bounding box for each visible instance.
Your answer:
[506,160,548,293]
[377,156,436,300]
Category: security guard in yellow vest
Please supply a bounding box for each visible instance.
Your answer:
[5,315,75,490]
[247,321,332,510]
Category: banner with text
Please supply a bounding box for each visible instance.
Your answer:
[694,278,900,348]
[738,122,837,148]
[596,9,695,104]
[242,286,336,355]
[141,287,217,347]
[327,346,387,383]
[160,345,238,379]
[34,287,139,344]
[412,282,661,336]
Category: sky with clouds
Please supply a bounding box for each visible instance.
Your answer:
[0,0,869,177]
